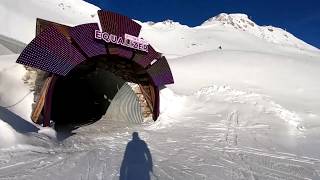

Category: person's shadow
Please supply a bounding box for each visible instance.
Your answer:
[120,132,153,180]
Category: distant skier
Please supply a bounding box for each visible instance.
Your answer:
[218,46,222,50]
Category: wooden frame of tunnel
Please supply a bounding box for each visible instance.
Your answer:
[16,10,174,126]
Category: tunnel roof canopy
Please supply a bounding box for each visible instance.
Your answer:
[16,10,174,87]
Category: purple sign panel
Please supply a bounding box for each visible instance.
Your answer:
[95,30,149,52]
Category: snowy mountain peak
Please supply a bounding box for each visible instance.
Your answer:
[147,19,187,29]
[144,21,155,25]
[199,13,317,51]
[201,13,256,29]
[162,19,176,25]
[0,0,318,52]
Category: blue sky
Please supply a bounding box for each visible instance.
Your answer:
[85,0,320,48]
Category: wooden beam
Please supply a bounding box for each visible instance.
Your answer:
[31,76,53,124]
[138,84,154,112]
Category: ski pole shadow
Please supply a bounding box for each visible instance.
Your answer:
[120,132,153,180]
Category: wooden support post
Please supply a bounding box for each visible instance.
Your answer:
[138,84,154,112]
[31,76,53,124]
[43,75,57,127]
[31,75,57,126]
[138,84,160,121]
[153,86,160,120]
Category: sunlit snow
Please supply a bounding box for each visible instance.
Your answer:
[0,0,320,179]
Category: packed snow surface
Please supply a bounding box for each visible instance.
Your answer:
[0,0,320,179]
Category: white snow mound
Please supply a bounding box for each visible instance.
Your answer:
[0,0,100,44]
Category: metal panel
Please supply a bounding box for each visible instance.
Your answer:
[17,26,86,76]
[108,45,133,59]
[70,23,107,58]
[98,10,141,37]
[147,56,174,86]
[36,18,71,39]
[133,45,160,68]
[97,10,141,59]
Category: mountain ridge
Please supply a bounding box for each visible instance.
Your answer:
[0,0,318,52]
[142,13,318,51]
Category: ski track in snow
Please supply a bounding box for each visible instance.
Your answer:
[1,85,319,179]
[1,0,320,179]
[0,52,319,179]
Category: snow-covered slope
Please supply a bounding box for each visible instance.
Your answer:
[201,13,317,51]
[0,0,101,150]
[165,50,320,129]
[138,13,319,59]
[0,54,38,150]
[0,43,12,55]
[0,54,33,120]
[0,0,100,44]
[1,1,320,179]
[0,35,26,54]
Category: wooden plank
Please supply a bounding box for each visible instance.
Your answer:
[153,86,160,120]
[149,85,156,108]
[31,76,53,124]
[43,76,57,127]
[138,84,154,112]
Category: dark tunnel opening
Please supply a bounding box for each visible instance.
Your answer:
[51,63,126,126]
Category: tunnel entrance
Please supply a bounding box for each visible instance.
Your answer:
[16,11,174,127]
[51,65,125,125]
[51,55,147,126]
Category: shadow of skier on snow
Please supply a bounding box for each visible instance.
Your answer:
[0,106,39,133]
[120,132,153,180]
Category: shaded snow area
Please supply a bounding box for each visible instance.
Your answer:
[1,0,320,179]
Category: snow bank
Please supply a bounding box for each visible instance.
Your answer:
[0,119,19,148]
[38,127,57,139]
[152,83,305,132]
[0,43,12,55]
[169,50,320,98]
[0,54,33,120]
[0,54,37,148]
[158,49,320,130]
[0,0,100,44]
[148,88,188,129]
